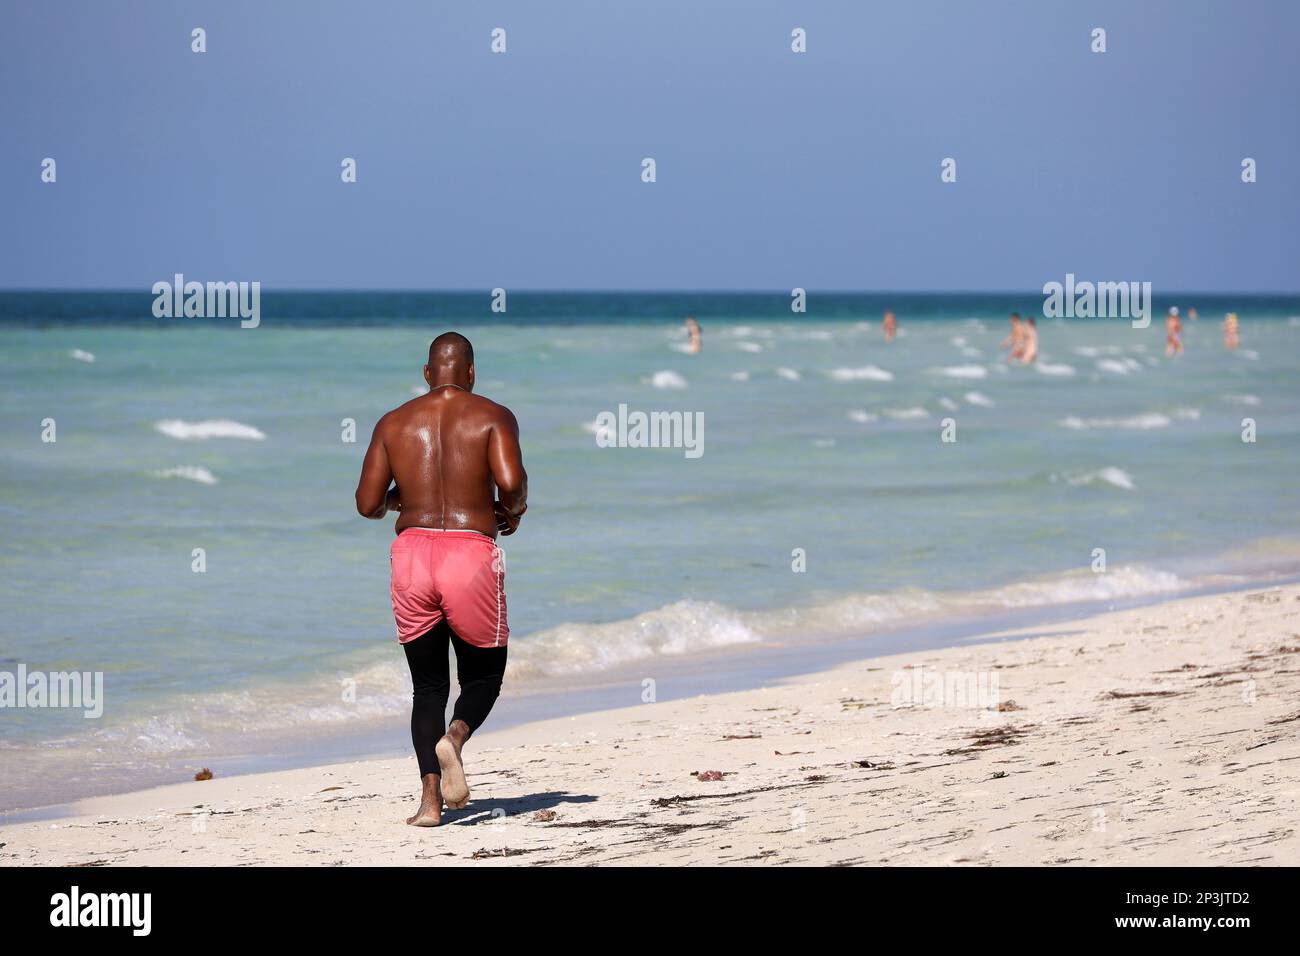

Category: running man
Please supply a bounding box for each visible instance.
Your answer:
[355,332,528,826]
[883,310,897,343]
[1166,307,1184,355]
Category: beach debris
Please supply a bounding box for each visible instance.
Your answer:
[694,770,725,781]
[804,774,827,782]
[316,786,344,792]
[532,809,557,822]
[470,847,544,860]
[995,700,1023,712]
[840,697,870,711]
[851,759,895,770]
[990,771,1008,779]
[194,768,213,781]
[722,733,761,740]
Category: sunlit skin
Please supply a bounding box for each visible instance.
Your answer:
[1166,310,1184,355]
[355,333,527,825]
[1019,318,1038,364]
[1224,312,1240,350]
[1003,314,1026,361]
[685,316,701,354]
[883,310,897,343]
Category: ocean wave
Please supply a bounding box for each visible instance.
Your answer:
[647,370,688,389]
[508,599,761,679]
[1059,413,1171,430]
[1095,357,1143,375]
[155,419,267,441]
[933,364,987,379]
[829,365,893,382]
[1224,394,1260,406]
[736,341,764,353]
[964,391,995,407]
[847,409,878,423]
[885,406,929,420]
[1036,362,1076,376]
[69,348,95,363]
[151,465,219,485]
[775,367,801,381]
[1051,466,1135,491]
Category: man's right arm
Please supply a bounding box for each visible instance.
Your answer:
[487,406,527,535]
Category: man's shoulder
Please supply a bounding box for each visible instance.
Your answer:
[467,392,518,425]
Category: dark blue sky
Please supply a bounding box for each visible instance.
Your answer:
[3,0,1297,291]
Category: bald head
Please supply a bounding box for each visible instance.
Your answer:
[429,332,473,368]
[425,332,475,391]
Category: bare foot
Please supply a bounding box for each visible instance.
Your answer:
[436,735,470,809]
[405,773,442,826]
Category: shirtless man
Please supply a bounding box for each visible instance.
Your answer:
[1166,307,1183,355]
[1001,312,1023,360]
[883,310,897,343]
[1019,317,1039,364]
[355,332,528,826]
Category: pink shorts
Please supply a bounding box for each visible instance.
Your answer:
[390,528,508,648]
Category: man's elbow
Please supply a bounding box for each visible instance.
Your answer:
[499,471,528,510]
[355,491,384,519]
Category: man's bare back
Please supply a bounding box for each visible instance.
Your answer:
[354,335,527,537]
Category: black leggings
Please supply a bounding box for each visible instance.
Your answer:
[402,619,507,778]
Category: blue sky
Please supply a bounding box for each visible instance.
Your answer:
[2,0,1297,291]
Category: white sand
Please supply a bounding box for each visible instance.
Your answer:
[4,585,1298,866]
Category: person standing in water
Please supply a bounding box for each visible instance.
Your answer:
[883,310,897,343]
[355,332,528,826]
[685,316,701,354]
[1166,307,1184,355]
[1224,312,1240,350]
[1019,317,1039,364]
[1001,312,1023,360]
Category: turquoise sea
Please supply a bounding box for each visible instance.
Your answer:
[2,291,1299,810]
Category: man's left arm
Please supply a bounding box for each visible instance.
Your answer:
[355,419,394,519]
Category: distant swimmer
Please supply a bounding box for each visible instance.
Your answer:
[1224,312,1240,350]
[685,316,701,354]
[883,310,897,343]
[1165,307,1183,355]
[1019,317,1039,364]
[1188,307,1199,322]
[1001,312,1023,360]
[355,332,528,827]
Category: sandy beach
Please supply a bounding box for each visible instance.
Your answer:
[4,583,1298,867]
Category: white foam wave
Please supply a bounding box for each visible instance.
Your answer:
[1224,394,1260,406]
[647,370,688,390]
[829,365,893,382]
[155,419,267,441]
[1059,413,1171,430]
[736,341,764,353]
[1096,357,1143,375]
[885,406,929,420]
[1036,362,1076,376]
[152,465,219,485]
[964,391,995,407]
[934,364,987,379]
[775,366,801,381]
[69,349,96,363]
[508,600,761,679]
[847,409,878,423]
[1052,466,1136,491]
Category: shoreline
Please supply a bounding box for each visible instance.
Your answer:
[3,569,1297,819]
[4,583,1298,865]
